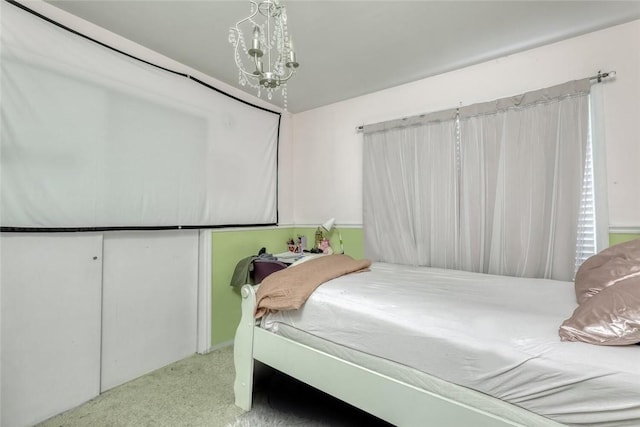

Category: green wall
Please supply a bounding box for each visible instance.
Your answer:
[609,233,640,246]
[210,226,364,347]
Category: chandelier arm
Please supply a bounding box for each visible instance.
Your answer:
[266,2,273,74]
[252,53,263,75]
[233,38,259,79]
[231,0,262,79]
[233,0,259,29]
[278,68,295,83]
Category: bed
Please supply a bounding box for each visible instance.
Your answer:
[233,259,640,426]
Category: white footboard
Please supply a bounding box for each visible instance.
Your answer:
[233,285,257,410]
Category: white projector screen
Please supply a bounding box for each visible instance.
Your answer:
[1,2,279,230]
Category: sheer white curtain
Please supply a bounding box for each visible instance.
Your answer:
[363,79,592,281]
[363,112,458,266]
[459,80,590,281]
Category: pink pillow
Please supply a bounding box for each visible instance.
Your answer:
[574,239,640,304]
[559,277,640,345]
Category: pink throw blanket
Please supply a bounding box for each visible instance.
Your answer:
[255,254,371,318]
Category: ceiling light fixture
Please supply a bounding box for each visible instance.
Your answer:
[229,0,299,110]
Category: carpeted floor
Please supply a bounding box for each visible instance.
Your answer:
[36,346,392,427]
[37,347,242,427]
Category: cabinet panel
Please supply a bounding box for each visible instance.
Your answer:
[1,233,103,427]
[101,230,198,391]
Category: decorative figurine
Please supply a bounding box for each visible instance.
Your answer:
[287,238,296,252]
[315,227,323,249]
[319,238,333,255]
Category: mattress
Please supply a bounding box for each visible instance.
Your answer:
[261,263,640,426]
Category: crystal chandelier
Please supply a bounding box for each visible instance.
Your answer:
[229,0,299,109]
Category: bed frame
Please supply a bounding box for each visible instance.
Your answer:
[233,284,563,427]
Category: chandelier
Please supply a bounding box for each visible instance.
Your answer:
[229,0,299,109]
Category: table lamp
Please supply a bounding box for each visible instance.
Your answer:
[321,217,344,254]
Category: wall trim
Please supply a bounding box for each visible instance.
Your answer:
[196,230,212,354]
[209,340,234,352]
[293,224,363,229]
[208,224,364,231]
[211,225,285,233]
[610,226,640,234]
[210,224,634,234]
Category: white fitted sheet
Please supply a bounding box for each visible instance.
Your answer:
[262,263,640,426]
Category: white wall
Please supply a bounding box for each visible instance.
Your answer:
[292,20,640,229]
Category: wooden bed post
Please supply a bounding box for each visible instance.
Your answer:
[233,285,257,411]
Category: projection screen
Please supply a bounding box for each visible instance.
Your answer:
[1,2,280,230]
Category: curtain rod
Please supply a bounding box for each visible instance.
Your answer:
[589,70,616,83]
[356,70,617,133]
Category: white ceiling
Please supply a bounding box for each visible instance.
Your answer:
[45,1,640,113]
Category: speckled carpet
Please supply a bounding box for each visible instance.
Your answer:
[37,346,391,427]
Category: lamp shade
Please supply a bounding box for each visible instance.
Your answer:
[322,218,335,232]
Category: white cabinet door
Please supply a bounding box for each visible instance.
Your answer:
[1,233,103,427]
[100,230,198,391]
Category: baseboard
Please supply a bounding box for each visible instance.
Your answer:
[200,339,234,354]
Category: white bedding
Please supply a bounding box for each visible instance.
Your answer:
[261,263,640,426]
